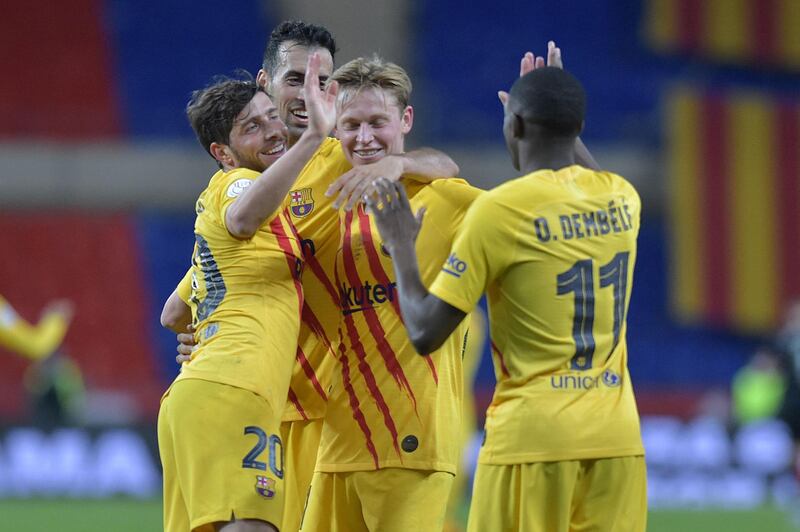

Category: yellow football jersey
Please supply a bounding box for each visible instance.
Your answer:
[429,165,644,464]
[282,137,352,422]
[315,178,483,473]
[176,167,304,416]
[176,269,191,302]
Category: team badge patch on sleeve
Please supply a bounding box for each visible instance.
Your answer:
[289,188,314,218]
[255,475,276,499]
[226,179,253,198]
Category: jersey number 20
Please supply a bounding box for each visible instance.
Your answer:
[556,252,630,371]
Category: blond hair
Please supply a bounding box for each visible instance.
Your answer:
[330,56,412,111]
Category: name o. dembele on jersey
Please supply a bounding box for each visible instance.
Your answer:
[533,196,636,243]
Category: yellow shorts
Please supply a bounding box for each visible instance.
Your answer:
[300,468,454,532]
[158,379,285,531]
[467,456,647,532]
[281,417,324,532]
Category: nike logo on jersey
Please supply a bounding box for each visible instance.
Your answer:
[442,253,468,278]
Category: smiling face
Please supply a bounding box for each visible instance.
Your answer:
[222,91,288,172]
[335,87,413,167]
[259,41,334,146]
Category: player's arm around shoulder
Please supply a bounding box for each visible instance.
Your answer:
[326,146,460,211]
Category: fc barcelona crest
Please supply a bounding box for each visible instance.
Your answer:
[255,475,276,499]
[289,188,314,218]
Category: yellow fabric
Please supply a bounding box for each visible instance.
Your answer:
[176,268,192,303]
[668,89,703,322]
[429,166,644,464]
[728,94,778,331]
[158,379,285,531]
[176,167,304,415]
[446,308,486,526]
[316,178,482,474]
[282,137,352,423]
[0,296,68,360]
[704,0,747,60]
[467,457,647,532]
[301,469,454,532]
[280,418,325,532]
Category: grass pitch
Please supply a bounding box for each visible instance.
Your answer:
[0,498,798,531]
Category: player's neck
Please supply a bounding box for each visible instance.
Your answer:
[518,144,575,174]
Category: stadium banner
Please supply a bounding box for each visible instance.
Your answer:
[643,0,800,70]
[0,425,160,498]
[667,85,800,333]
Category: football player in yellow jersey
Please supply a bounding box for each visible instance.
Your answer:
[297,56,483,532]
[165,21,461,532]
[0,295,73,360]
[157,53,339,532]
[368,67,647,532]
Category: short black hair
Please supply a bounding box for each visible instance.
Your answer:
[509,67,586,137]
[186,72,262,160]
[262,20,337,74]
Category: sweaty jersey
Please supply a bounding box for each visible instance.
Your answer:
[282,137,352,422]
[175,167,304,416]
[429,165,644,464]
[315,178,483,474]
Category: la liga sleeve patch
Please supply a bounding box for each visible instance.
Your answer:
[226,178,253,198]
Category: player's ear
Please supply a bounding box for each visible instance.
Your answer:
[210,142,235,168]
[256,69,270,91]
[577,120,585,136]
[401,105,414,135]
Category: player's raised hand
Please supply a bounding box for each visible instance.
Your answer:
[327,155,405,211]
[304,52,338,140]
[500,41,564,107]
[175,324,196,365]
[364,178,425,254]
[546,41,563,69]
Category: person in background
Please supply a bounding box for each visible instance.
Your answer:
[776,302,800,479]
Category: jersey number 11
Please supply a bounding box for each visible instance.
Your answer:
[556,252,630,371]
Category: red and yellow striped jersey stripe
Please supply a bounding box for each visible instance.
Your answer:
[316,178,482,473]
[282,137,352,422]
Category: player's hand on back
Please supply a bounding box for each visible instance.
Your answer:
[364,178,426,254]
[327,155,405,211]
[304,52,338,140]
[175,324,196,365]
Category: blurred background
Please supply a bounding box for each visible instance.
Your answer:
[1,0,799,530]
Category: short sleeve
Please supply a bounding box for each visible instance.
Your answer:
[176,268,192,304]
[216,168,260,233]
[428,194,511,313]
